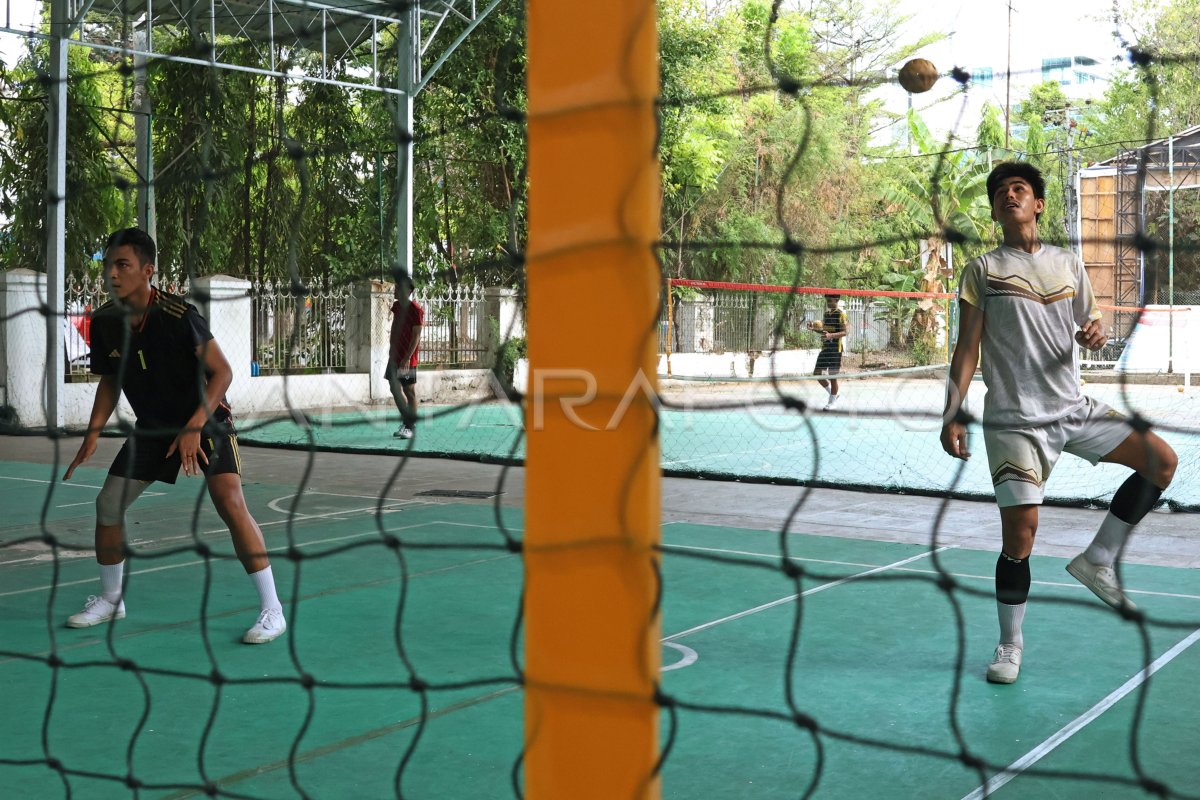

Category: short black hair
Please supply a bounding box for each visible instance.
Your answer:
[986,161,1046,208]
[824,293,841,301]
[105,228,156,266]
[394,271,416,293]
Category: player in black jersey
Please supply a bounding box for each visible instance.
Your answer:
[812,294,848,410]
[62,228,285,644]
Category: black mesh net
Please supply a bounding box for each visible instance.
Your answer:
[2,0,1200,797]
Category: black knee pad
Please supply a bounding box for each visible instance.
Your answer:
[995,551,1031,605]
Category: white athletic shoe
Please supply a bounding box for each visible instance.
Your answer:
[243,607,287,644]
[824,395,840,410]
[393,425,413,439]
[1066,554,1136,611]
[66,595,126,628]
[986,642,1022,684]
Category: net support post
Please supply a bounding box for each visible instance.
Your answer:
[133,29,156,241]
[666,279,674,376]
[44,0,69,431]
[394,3,417,279]
[525,1,662,798]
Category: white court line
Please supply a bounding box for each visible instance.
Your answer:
[0,520,504,598]
[267,494,417,517]
[1,475,105,490]
[664,543,927,573]
[664,544,1200,603]
[916,572,1200,604]
[4,501,418,566]
[1,475,164,498]
[305,490,435,502]
[4,551,93,566]
[55,501,94,508]
[960,626,1200,800]
[662,547,950,642]
[662,642,699,672]
[3,496,489,574]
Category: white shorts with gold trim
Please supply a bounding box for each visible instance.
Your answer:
[983,397,1131,507]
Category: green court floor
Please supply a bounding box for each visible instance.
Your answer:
[2,459,1199,798]
[237,403,1200,510]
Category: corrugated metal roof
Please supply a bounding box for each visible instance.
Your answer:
[1093,122,1200,167]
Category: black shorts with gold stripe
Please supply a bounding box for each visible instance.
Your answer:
[109,422,242,484]
[813,348,842,374]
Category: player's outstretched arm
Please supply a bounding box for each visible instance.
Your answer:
[940,299,983,460]
[64,374,121,480]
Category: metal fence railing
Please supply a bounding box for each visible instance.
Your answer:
[660,289,953,370]
[252,280,348,375]
[664,294,903,354]
[62,276,495,380]
[414,283,488,367]
[65,274,190,381]
[661,292,813,354]
[250,281,494,373]
[65,274,105,379]
[1157,288,1200,305]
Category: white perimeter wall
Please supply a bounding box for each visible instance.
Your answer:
[0,271,500,429]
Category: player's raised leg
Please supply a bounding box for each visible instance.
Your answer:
[206,469,286,644]
[1067,428,1177,610]
[988,504,1036,684]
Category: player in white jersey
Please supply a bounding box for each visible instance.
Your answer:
[940,161,1177,684]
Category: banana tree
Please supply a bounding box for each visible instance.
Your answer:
[882,110,995,338]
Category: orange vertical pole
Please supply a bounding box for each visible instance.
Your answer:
[525,2,661,800]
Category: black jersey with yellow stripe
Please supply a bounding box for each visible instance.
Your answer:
[89,288,233,433]
[821,308,848,353]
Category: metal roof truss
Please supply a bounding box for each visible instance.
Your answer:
[1,0,502,96]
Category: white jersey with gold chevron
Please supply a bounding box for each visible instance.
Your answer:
[958,243,1102,427]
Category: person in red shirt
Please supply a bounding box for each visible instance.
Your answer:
[387,274,424,438]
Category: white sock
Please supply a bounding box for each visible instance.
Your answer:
[1084,512,1134,568]
[100,562,124,603]
[997,601,1026,648]
[249,566,283,612]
